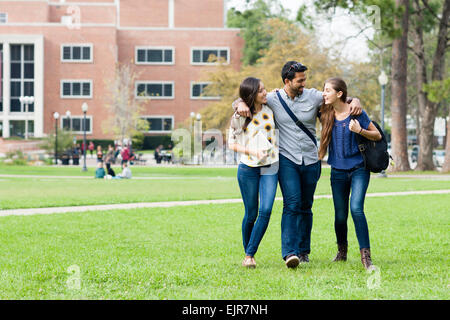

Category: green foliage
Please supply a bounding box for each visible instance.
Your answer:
[3,150,28,166]
[423,78,450,103]
[313,0,401,38]
[227,0,288,65]
[40,129,75,156]
[131,131,145,150]
[142,135,173,150]
[197,18,380,133]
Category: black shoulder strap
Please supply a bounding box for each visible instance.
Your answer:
[276,90,317,147]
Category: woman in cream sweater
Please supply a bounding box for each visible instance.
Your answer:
[228,77,279,268]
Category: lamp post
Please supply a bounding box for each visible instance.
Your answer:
[195,113,202,164]
[378,71,388,132]
[378,70,389,178]
[65,110,71,131]
[81,102,88,171]
[19,96,34,140]
[53,112,60,165]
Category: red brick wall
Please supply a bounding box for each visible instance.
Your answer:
[0,1,244,139]
[0,1,49,23]
[118,29,243,132]
[175,0,224,28]
[120,0,169,27]
[49,5,117,24]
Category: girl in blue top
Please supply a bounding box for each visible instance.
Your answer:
[319,77,381,270]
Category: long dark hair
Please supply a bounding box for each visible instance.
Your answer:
[318,77,348,160]
[239,77,261,130]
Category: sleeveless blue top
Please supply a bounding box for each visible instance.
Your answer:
[327,110,371,170]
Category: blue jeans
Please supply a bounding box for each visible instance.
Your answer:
[330,166,371,249]
[278,154,321,259]
[237,163,278,257]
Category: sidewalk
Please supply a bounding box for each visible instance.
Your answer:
[1,189,448,217]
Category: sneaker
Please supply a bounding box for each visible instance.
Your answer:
[299,254,309,263]
[285,254,300,268]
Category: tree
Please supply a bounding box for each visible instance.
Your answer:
[410,0,450,171]
[313,0,411,171]
[227,0,289,65]
[102,63,149,143]
[423,78,450,172]
[197,18,379,133]
[390,0,411,171]
[40,129,74,157]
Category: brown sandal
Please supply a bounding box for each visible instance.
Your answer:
[242,256,256,268]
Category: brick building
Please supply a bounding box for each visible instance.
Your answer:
[0,0,243,139]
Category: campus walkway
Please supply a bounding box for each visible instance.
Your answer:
[0,189,448,217]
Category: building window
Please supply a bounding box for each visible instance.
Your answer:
[191,82,220,100]
[10,44,35,112]
[191,48,229,65]
[135,47,174,65]
[61,116,92,134]
[135,81,174,99]
[61,80,92,98]
[61,44,93,62]
[9,120,34,138]
[142,116,173,132]
[0,13,7,24]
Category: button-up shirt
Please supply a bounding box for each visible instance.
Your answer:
[266,88,323,166]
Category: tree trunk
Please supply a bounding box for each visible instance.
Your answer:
[390,0,411,171]
[443,109,450,172]
[412,0,436,170]
[430,0,450,171]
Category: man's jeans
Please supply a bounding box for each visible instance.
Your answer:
[237,163,278,257]
[279,154,321,259]
[330,166,370,249]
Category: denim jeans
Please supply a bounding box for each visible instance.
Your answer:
[330,166,371,249]
[278,154,321,259]
[237,163,278,257]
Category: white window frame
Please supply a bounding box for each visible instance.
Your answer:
[135,81,175,100]
[190,82,220,100]
[142,115,174,133]
[60,80,93,99]
[0,13,7,24]
[190,47,230,65]
[60,115,93,134]
[61,44,93,63]
[135,46,175,65]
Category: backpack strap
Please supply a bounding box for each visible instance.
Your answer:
[276,90,317,147]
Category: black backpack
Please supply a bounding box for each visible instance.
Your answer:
[353,117,390,173]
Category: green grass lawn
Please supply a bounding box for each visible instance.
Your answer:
[0,165,449,210]
[0,194,448,299]
[0,165,448,299]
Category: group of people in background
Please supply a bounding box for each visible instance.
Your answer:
[94,142,134,180]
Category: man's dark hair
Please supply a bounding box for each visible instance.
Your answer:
[281,61,308,83]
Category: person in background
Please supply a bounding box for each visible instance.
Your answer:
[96,145,103,163]
[95,162,106,179]
[121,145,130,165]
[88,141,95,158]
[105,145,115,171]
[113,162,132,179]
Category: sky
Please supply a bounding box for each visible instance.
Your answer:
[226,0,374,62]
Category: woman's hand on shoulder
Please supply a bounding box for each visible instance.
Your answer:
[349,119,362,134]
